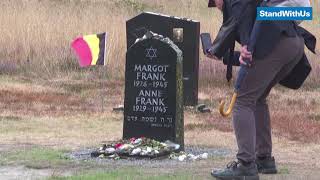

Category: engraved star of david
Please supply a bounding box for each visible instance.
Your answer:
[145,46,157,60]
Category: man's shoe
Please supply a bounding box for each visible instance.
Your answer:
[211,161,259,180]
[256,156,278,174]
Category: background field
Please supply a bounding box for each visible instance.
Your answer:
[0,0,320,179]
[0,0,319,79]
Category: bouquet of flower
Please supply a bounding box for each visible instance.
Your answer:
[91,137,209,161]
[91,137,180,159]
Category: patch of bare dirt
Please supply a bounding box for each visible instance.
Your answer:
[0,78,125,117]
[0,166,52,180]
[0,89,93,116]
[185,114,233,133]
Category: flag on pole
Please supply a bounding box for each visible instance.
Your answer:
[71,32,107,67]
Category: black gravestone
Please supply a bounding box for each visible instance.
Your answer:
[123,32,184,148]
[126,12,200,106]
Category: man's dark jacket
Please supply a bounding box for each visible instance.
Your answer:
[209,0,317,89]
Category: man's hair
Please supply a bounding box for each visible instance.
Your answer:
[208,0,216,8]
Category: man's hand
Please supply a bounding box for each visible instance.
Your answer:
[239,45,252,66]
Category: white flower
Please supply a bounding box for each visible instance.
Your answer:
[174,144,180,150]
[187,154,196,161]
[200,153,209,159]
[178,155,187,161]
[133,138,142,145]
[131,148,142,155]
[191,156,199,161]
[141,150,148,156]
[146,147,152,153]
[105,148,115,154]
[160,143,167,147]
[99,154,105,158]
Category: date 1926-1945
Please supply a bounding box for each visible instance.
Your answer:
[134,80,168,88]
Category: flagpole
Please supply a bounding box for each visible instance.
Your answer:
[100,68,104,112]
[100,32,108,112]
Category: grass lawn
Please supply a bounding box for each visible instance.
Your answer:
[48,169,195,180]
[0,147,71,169]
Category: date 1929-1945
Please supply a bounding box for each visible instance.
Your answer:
[133,105,168,113]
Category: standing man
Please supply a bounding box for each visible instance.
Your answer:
[207,0,311,179]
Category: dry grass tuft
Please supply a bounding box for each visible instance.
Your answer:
[272,112,320,142]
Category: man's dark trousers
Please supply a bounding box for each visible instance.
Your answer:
[233,35,304,162]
